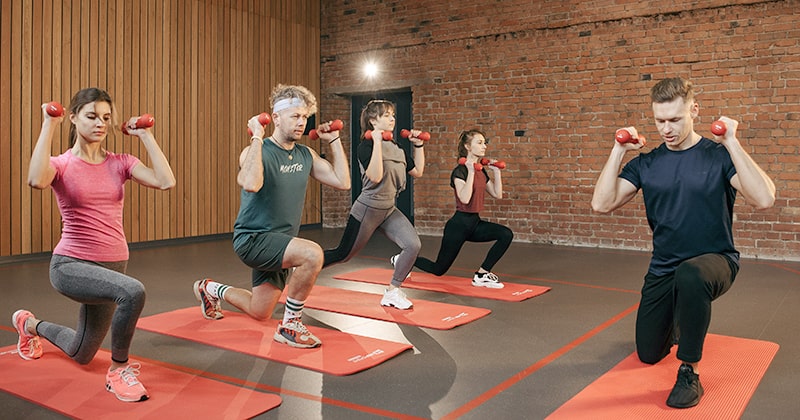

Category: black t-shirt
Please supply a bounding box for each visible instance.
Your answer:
[619,138,739,275]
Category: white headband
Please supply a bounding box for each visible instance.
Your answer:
[272,97,305,113]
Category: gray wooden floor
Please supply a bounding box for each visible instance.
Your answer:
[2,227,798,418]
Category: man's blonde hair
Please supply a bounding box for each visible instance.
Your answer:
[270,84,317,115]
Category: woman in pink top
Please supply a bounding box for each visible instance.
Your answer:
[13,88,175,402]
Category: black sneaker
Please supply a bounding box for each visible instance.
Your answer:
[666,363,704,408]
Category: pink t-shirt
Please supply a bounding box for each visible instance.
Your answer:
[50,150,140,261]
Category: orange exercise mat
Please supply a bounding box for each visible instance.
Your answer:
[0,342,281,419]
[333,268,550,302]
[546,334,779,419]
[137,307,412,376]
[281,285,491,329]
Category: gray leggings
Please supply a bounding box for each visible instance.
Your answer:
[37,254,146,365]
[324,200,421,287]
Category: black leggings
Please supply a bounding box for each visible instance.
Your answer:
[635,253,737,364]
[414,211,513,276]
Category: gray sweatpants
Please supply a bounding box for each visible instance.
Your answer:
[36,254,146,365]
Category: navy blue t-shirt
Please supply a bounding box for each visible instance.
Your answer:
[619,138,740,276]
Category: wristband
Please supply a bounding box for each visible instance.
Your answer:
[413,143,424,148]
[251,136,263,144]
[329,136,341,145]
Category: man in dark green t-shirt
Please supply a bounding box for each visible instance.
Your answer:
[192,84,351,349]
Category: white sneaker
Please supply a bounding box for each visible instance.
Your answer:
[381,288,413,310]
[472,272,504,289]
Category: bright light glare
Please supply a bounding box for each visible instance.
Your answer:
[364,62,379,78]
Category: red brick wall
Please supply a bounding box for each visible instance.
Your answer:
[319,0,800,261]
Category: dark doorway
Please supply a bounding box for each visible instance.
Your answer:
[350,90,415,223]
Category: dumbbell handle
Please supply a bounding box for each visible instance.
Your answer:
[309,119,344,140]
[364,130,393,141]
[480,158,506,169]
[45,101,65,117]
[711,120,727,136]
[615,129,646,145]
[400,129,431,141]
[121,114,155,135]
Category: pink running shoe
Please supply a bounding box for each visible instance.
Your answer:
[12,310,42,360]
[106,363,149,402]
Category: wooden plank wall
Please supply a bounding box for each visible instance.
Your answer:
[0,0,322,257]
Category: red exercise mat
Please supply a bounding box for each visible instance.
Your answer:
[0,342,281,419]
[546,334,779,419]
[137,307,412,376]
[281,284,491,329]
[333,268,550,302]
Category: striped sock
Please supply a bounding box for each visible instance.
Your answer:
[205,281,230,301]
[283,297,305,323]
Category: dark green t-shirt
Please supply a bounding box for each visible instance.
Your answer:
[233,140,313,247]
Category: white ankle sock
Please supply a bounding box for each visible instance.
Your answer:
[204,280,228,300]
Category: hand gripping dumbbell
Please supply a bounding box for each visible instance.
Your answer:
[400,129,431,142]
[45,101,65,117]
[121,114,155,135]
[458,157,484,170]
[479,158,506,169]
[364,130,394,141]
[248,112,272,136]
[309,119,344,140]
[711,120,727,136]
[615,129,646,145]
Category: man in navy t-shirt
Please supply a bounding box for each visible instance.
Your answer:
[592,77,775,409]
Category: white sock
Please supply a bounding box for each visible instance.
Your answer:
[283,297,305,323]
[204,280,229,300]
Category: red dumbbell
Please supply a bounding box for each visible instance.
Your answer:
[309,119,344,140]
[364,130,393,141]
[45,101,65,117]
[248,112,272,136]
[711,120,727,136]
[400,129,431,142]
[458,157,483,171]
[480,158,506,169]
[615,129,646,145]
[121,114,155,135]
